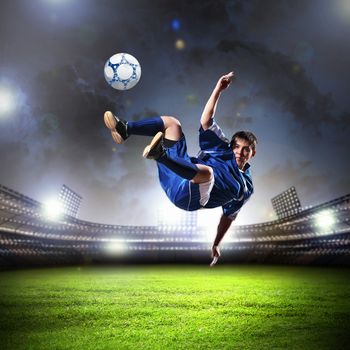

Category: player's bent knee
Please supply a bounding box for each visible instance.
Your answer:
[191,165,213,184]
[161,116,182,128]
[161,116,183,141]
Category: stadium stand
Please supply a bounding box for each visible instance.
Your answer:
[0,184,349,266]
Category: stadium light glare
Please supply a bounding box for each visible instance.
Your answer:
[105,241,127,255]
[0,86,16,116]
[315,210,335,229]
[42,199,64,221]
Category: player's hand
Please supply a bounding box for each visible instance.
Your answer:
[216,71,235,92]
[211,245,221,258]
[210,245,221,267]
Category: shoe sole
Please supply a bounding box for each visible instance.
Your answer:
[143,132,163,159]
[104,111,123,144]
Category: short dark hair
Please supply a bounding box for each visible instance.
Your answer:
[230,131,258,151]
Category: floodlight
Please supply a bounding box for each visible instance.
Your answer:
[315,210,335,229]
[105,241,127,255]
[42,199,64,221]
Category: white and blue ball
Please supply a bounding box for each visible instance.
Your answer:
[104,53,141,90]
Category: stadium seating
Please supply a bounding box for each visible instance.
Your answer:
[0,184,349,266]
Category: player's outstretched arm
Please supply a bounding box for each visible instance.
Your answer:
[210,214,234,266]
[200,72,235,130]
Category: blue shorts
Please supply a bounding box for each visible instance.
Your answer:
[156,135,213,211]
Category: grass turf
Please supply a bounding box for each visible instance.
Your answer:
[0,265,350,350]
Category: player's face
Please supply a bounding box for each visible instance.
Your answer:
[232,137,256,170]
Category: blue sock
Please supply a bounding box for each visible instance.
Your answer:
[157,155,198,180]
[127,117,164,136]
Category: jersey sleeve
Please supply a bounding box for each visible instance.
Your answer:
[222,199,244,221]
[199,119,231,152]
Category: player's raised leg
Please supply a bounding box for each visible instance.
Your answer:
[104,112,185,143]
[143,116,213,184]
[104,111,213,184]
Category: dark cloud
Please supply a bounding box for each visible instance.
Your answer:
[242,0,311,28]
[25,68,112,174]
[0,0,349,225]
[215,39,344,133]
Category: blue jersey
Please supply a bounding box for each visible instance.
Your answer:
[156,120,254,219]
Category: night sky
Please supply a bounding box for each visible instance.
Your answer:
[0,0,349,226]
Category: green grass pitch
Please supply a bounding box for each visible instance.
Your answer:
[0,265,350,349]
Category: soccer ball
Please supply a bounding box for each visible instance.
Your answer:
[104,53,141,90]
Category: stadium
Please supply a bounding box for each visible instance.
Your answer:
[1,184,350,349]
[1,184,349,267]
